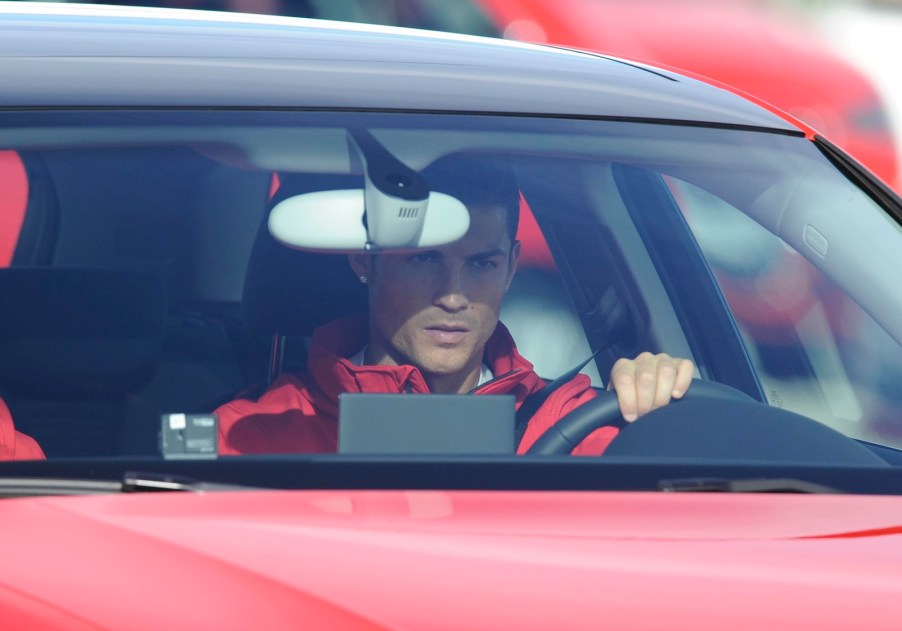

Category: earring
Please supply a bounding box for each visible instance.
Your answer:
[359,275,368,284]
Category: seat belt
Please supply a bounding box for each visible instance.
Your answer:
[514,348,603,448]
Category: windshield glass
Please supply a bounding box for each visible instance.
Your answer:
[1,110,900,477]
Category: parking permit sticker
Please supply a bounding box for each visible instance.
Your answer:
[160,413,218,459]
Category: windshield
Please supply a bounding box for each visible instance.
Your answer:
[1,110,901,489]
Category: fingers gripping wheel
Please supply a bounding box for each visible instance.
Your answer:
[525,379,753,456]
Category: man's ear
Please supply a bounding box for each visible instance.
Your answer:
[505,240,521,291]
[348,253,373,280]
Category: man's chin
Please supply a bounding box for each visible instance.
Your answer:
[412,349,474,378]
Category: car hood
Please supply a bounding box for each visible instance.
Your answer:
[2,489,901,629]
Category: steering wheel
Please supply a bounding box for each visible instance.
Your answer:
[526,379,749,455]
[525,379,887,465]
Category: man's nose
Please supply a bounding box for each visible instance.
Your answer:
[432,264,469,311]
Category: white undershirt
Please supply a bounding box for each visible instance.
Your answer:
[349,346,494,387]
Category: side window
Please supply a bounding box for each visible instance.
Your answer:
[668,176,902,448]
[0,150,28,267]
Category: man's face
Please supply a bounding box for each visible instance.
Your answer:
[350,205,520,392]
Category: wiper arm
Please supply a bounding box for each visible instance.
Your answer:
[0,478,123,497]
[658,477,840,494]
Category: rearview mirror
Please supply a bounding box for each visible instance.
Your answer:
[268,188,470,252]
[268,128,471,252]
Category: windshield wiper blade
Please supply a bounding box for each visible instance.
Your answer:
[657,477,840,494]
[122,471,254,493]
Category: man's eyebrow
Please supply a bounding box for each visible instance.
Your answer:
[468,248,507,260]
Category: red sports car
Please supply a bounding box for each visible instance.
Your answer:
[1,4,902,628]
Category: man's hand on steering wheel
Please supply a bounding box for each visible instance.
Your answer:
[608,352,695,422]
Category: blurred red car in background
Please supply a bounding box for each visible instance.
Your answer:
[478,0,899,189]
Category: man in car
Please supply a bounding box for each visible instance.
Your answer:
[216,155,694,455]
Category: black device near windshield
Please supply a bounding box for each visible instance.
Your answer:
[338,394,516,455]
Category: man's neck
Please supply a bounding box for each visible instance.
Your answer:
[422,366,482,394]
[361,345,482,394]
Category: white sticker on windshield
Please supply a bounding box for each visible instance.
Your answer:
[169,413,187,430]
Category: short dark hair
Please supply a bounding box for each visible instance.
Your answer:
[421,153,520,242]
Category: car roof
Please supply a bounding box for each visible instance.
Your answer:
[0,2,799,132]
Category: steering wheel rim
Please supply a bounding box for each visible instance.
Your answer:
[525,378,887,465]
[525,379,755,456]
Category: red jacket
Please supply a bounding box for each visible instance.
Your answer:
[217,316,618,456]
[0,397,45,460]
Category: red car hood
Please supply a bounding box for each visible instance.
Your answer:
[2,489,901,629]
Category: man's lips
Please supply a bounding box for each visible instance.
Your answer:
[423,325,470,345]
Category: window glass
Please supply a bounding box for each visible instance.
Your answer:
[670,176,902,448]
[3,110,902,460]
